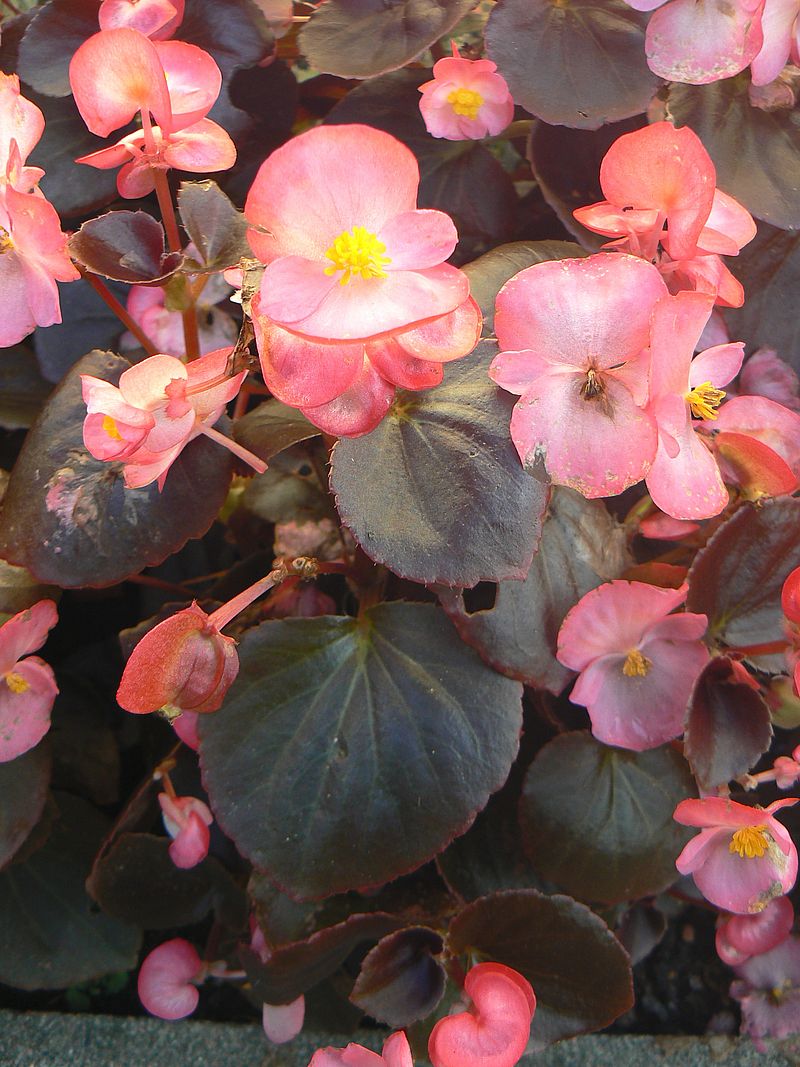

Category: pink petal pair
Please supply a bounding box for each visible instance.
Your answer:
[0,600,59,763]
[158,792,214,869]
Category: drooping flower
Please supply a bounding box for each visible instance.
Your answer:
[99,0,185,38]
[557,580,709,750]
[674,796,799,914]
[0,600,58,763]
[309,1031,414,1067]
[716,896,794,965]
[418,44,514,140]
[428,963,536,1067]
[159,792,214,869]
[731,936,800,1039]
[488,254,666,498]
[138,939,204,1020]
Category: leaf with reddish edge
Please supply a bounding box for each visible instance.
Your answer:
[199,603,523,900]
[666,77,800,230]
[0,793,141,990]
[686,498,800,672]
[485,0,659,130]
[178,180,250,274]
[17,0,99,98]
[300,0,476,79]
[0,743,51,871]
[726,225,800,371]
[438,489,631,694]
[685,657,772,791]
[331,341,548,587]
[241,912,407,1004]
[447,889,633,1049]
[351,927,445,1028]
[520,733,695,906]
[233,399,320,465]
[0,351,234,589]
[69,212,184,286]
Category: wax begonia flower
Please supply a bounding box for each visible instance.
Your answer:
[138,938,204,1020]
[245,124,470,343]
[0,73,45,186]
[674,796,799,914]
[117,602,238,716]
[646,290,745,520]
[0,600,58,764]
[99,0,185,39]
[159,792,213,869]
[488,254,666,498]
[750,0,800,83]
[711,394,800,498]
[262,996,306,1044]
[428,963,536,1067]
[731,936,800,1039]
[557,581,709,750]
[418,44,514,141]
[121,281,236,358]
[717,897,795,966]
[309,1030,414,1067]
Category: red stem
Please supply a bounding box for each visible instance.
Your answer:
[80,269,159,356]
[151,166,200,362]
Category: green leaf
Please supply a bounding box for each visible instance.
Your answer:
[0,743,51,871]
[485,0,659,129]
[178,181,250,274]
[448,889,633,1048]
[331,341,548,586]
[438,488,631,693]
[687,498,800,670]
[300,0,476,79]
[233,399,320,464]
[0,793,141,990]
[519,733,695,905]
[666,76,800,229]
[351,926,445,1027]
[199,603,523,899]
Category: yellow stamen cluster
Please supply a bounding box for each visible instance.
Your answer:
[5,671,29,694]
[324,226,391,286]
[686,381,726,420]
[103,415,123,441]
[729,825,770,859]
[447,87,484,119]
[622,648,652,677]
[0,227,13,255]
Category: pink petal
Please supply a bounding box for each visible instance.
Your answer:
[365,338,444,390]
[99,0,180,37]
[245,124,420,264]
[167,812,211,869]
[300,360,395,437]
[391,297,481,364]
[75,141,137,170]
[186,346,246,419]
[123,438,188,489]
[645,0,765,85]
[309,1046,385,1067]
[488,349,560,395]
[0,600,58,671]
[646,421,729,520]
[674,796,785,829]
[118,353,186,408]
[750,0,800,84]
[692,833,794,913]
[697,189,757,253]
[0,73,44,168]
[138,939,202,1020]
[153,41,222,131]
[162,119,236,173]
[494,254,667,368]
[719,896,794,962]
[262,996,305,1044]
[572,202,662,241]
[117,158,157,198]
[639,513,700,539]
[688,342,746,389]
[642,612,709,644]
[382,1032,415,1067]
[172,710,200,750]
[258,257,340,327]
[0,657,58,762]
[675,826,726,874]
[715,394,800,474]
[377,209,457,270]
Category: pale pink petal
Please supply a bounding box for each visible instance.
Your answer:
[0,73,44,168]
[0,602,58,674]
[488,350,561,395]
[377,210,457,270]
[117,158,157,198]
[624,0,670,9]
[751,0,800,83]
[650,290,716,409]
[138,939,202,1020]
[645,0,765,85]
[153,41,222,131]
[718,896,794,964]
[692,834,794,913]
[392,297,481,364]
[572,202,661,240]
[99,0,180,37]
[646,421,729,520]
[162,119,236,173]
[365,339,444,390]
[309,1046,385,1067]
[186,346,246,419]
[715,394,800,474]
[688,342,746,389]
[674,796,784,829]
[118,353,187,408]
[123,438,188,489]
[172,710,200,750]
[382,1032,414,1067]
[639,513,700,539]
[0,657,58,762]
[698,309,731,349]
[697,189,757,253]
[257,257,340,326]
[642,612,709,644]
[262,996,305,1044]
[669,253,745,309]
[167,811,211,869]
[675,826,726,874]
[75,142,138,170]
[300,361,395,437]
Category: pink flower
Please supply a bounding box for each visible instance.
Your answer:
[488,254,666,498]
[428,963,536,1067]
[557,581,709,750]
[623,0,765,84]
[0,600,58,763]
[262,996,305,1044]
[158,792,213,869]
[121,281,237,358]
[309,1031,413,1067]
[138,938,204,1020]
[418,44,514,140]
[117,602,238,715]
[639,512,701,540]
[773,747,800,789]
[674,796,799,914]
[81,347,262,489]
[750,0,800,84]
[731,936,800,1039]
[738,348,800,411]
[716,896,794,965]
[0,73,45,188]
[70,29,235,198]
[99,0,185,39]
[172,709,200,750]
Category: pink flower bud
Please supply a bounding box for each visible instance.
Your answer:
[262,995,305,1044]
[138,938,204,1020]
[717,897,794,966]
[158,792,213,869]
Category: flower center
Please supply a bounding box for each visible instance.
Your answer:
[324,226,391,286]
[729,825,770,859]
[447,87,484,119]
[5,671,29,694]
[102,415,123,441]
[686,381,726,420]
[580,367,605,401]
[622,649,651,677]
[0,227,14,254]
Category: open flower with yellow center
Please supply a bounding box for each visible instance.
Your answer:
[557,579,709,751]
[419,43,514,140]
[0,600,59,763]
[675,796,800,915]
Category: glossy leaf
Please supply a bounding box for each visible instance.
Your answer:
[17,0,97,97]
[0,793,141,990]
[666,77,800,230]
[331,341,548,586]
[438,489,630,693]
[233,399,320,464]
[485,0,659,129]
[448,889,633,1048]
[178,181,250,274]
[351,926,445,1027]
[684,657,772,790]
[520,732,695,905]
[686,498,800,670]
[0,743,51,871]
[0,351,234,588]
[69,212,183,286]
[199,603,523,899]
[300,0,476,79]
[727,224,800,370]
